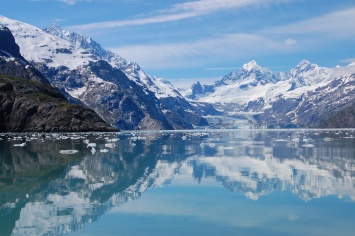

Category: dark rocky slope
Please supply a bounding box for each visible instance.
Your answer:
[319,102,355,128]
[0,75,116,132]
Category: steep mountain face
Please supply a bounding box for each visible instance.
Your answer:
[319,100,355,128]
[44,23,207,129]
[35,60,175,130]
[0,75,116,132]
[187,60,355,128]
[0,25,49,85]
[0,25,116,132]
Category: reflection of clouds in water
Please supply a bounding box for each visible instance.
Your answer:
[288,214,299,222]
[2,130,355,235]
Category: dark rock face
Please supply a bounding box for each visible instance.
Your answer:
[0,75,116,132]
[320,103,355,128]
[0,57,50,85]
[0,25,26,61]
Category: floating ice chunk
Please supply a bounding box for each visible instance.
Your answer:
[91,147,96,154]
[14,142,26,147]
[87,143,96,147]
[105,143,115,148]
[100,149,109,153]
[302,144,314,148]
[59,150,79,154]
[276,139,288,142]
[323,137,333,142]
[108,138,119,142]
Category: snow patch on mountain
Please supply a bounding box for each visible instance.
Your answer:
[0,16,97,70]
[44,23,181,99]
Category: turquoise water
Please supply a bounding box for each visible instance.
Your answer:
[1,130,355,235]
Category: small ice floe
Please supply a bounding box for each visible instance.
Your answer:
[275,139,288,142]
[100,149,109,153]
[108,138,119,142]
[91,147,96,154]
[71,136,84,140]
[323,137,334,142]
[105,143,115,148]
[302,144,315,148]
[13,142,26,147]
[59,150,79,154]
[87,143,96,147]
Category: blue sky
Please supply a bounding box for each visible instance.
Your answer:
[2,0,355,86]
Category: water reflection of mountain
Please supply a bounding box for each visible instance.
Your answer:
[1,130,355,235]
[192,130,355,200]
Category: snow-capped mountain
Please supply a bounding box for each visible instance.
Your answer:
[44,23,207,128]
[187,60,355,128]
[0,25,115,132]
[0,16,206,130]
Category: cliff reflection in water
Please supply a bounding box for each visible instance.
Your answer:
[1,130,355,235]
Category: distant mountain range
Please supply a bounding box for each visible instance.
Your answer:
[184,59,355,128]
[1,15,355,130]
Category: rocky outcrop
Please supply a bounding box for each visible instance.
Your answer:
[0,25,25,61]
[0,75,116,132]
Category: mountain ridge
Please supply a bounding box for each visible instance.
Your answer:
[186,59,355,128]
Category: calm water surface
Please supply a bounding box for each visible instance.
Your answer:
[1,129,355,236]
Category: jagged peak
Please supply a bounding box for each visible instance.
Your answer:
[48,22,61,30]
[242,60,261,71]
[294,59,316,71]
[44,23,71,36]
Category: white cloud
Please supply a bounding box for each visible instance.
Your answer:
[166,0,274,14]
[340,58,355,64]
[68,0,288,31]
[109,33,287,70]
[284,38,297,46]
[109,6,355,71]
[265,7,355,38]
[69,12,198,31]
